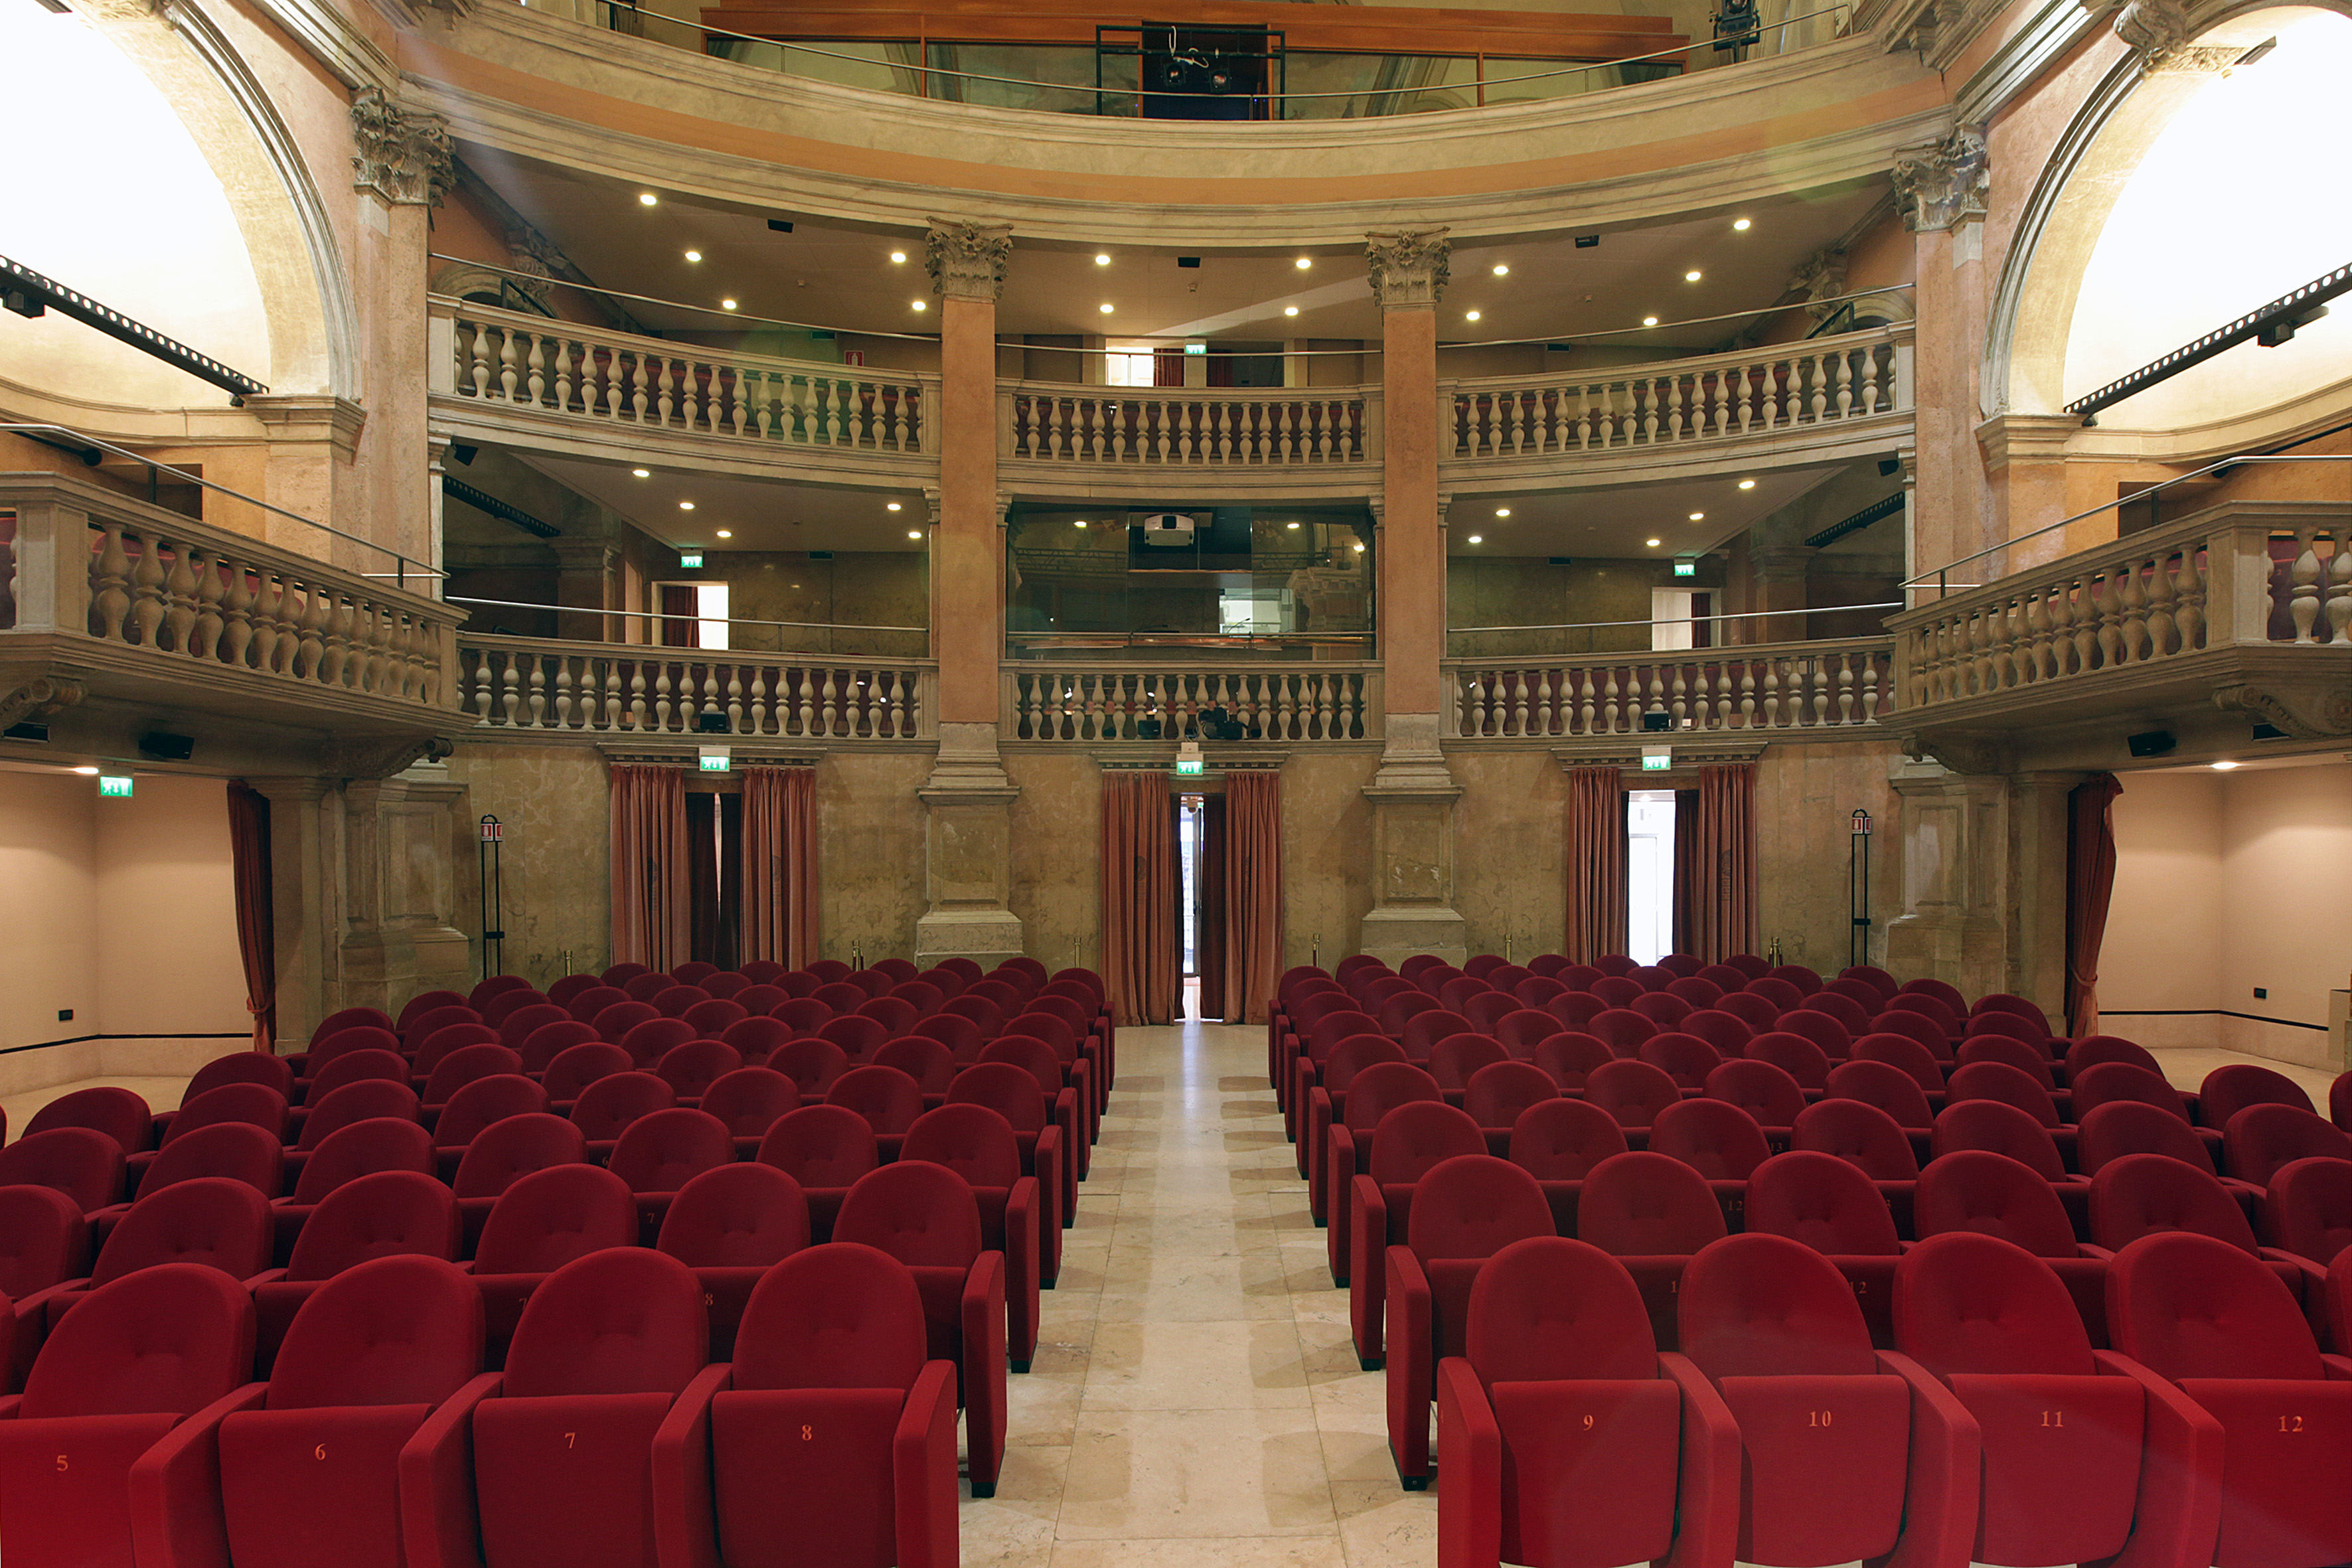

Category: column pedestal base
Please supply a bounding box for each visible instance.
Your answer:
[916,721,1025,970]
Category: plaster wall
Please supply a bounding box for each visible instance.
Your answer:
[1752,740,1904,973]
[440,744,615,984]
[819,751,931,966]
[1006,753,1104,975]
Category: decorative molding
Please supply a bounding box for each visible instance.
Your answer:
[1901,728,2009,774]
[925,220,1013,303]
[320,734,455,779]
[2111,0,2231,72]
[243,394,367,459]
[1952,0,2100,121]
[1973,411,2081,473]
[350,87,455,207]
[0,666,88,734]
[1891,127,1988,232]
[1548,738,1768,769]
[1365,229,1451,309]
[2211,684,2352,740]
[1790,248,1849,323]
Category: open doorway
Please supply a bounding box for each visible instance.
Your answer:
[1177,793,1231,1020]
[1626,789,1677,965]
[655,581,731,648]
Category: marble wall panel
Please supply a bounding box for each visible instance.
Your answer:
[818,751,933,965]
[1279,753,1381,971]
[439,745,614,984]
[1447,749,1570,960]
[1006,753,1104,973]
[1752,740,1905,973]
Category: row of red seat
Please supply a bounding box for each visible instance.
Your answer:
[0,1243,970,1568]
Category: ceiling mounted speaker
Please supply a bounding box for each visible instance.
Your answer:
[2126,730,2176,758]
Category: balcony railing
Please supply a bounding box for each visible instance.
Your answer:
[1001,385,1375,468]
[1006,663,1381,742]
[0,471,461,719]
[433,298,932,456]
[459,636,936,740]
[1891,501,2352,712]
[1447,327,1911,460]
[1445,638,1893,738]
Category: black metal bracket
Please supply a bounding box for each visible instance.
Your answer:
[2065,262,2352,424]
[441,476,560,538]
[1,254,268,402]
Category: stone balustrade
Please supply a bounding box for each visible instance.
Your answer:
[1445,638,1893,738]
[1893,501,2352,712]
[1006,663,1381,743]
[1447,327,1911,460]
[0,471,461,718]
[1000,385,1376,467]
[458,636,935,740]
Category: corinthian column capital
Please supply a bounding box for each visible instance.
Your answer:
[350,87,453,207]
[1891,127,1988,233]
[925,220,1014,303]
[1365,228,1451,309]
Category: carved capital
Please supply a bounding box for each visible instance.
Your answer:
[2212,684,2352,740]
[0,665,87,734]
[925,220,1012,303]
[1892,127,1988,232]
[350,88,453,207]
[1790,248,1850,323]
[320,734,455,780]
[2110,0,2231,70]
[1365,228,1451,309]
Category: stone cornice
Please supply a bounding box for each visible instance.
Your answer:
[244,394,368,459]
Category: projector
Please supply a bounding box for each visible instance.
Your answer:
[1137,512,1200,546]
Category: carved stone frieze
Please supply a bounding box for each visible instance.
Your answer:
[350,87,453,206]
[1365,228,1451,309]
[2211,684,2352,740]
[0,665,87,734]
[1790,248,1849,323]
[320,734,456,780]
[925,220,1014,303]
[1901,728,2009,774]
[1891,128,1988,232]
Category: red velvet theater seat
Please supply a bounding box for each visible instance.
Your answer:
[2108,1231,2352,1568]
[1742,1150,1904,1343]
[22,1178,274,1343]
[253,1170,459,1370]
[1320,1061,1444,1234]
[651,1243,958,1568]
[1437,1236,1738,1568]
[0,1264,254,1568]
[0,1184,90,1388]
[1895,1231,2219,1568]
[1911,1149,2108,1340]
[698,1067,802,1156]
[1676,1232,1974,1568]
[900,1105,1041,1372]
[656,1164,810,1358]
[1576,1150,1729,1353]
[608,1108,737,1235]
[469,1164,639,1351]
[757,1104,878,1245]
[2201,1063,2316,1129]
[1348,1101,1487,1363]
[945,1064,1067,1273]
[0,1127,127,1214]
[2266,1156,2352,1269]
[451,1113,589,1255]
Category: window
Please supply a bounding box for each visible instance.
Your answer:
[1626,789,1677,965]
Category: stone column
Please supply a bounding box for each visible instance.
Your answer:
[351,88,453,577]
[243,396,368,562]
[1895,129,1991,586]
[913,220,1025,970]
[550,538,621,642]
[1976,414,2084,572]
[1747,536,1816,645]
[1358,228,1467,967]
[248,777,335,1052]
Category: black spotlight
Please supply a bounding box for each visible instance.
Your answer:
[1878,457,1901,476]
[1642,711,1673,734]
[138,732,195,761]
[1574,235,1601,249]
[2126,730,2176,758]
[449,443,478,465]
[694,710,731,735]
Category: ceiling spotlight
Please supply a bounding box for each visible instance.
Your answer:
[684,250,702,262]
[907,530,923,540]
[1492,264,1509,276]
[1494,508,1511,518]
[1285,520,1301,530]
[638,193,658,206]
[715,529,734,539]
[1295,258,1312,270]
[1732,217,1752,231]
[1688,511,1705,521]
[1072,519,1087,528]
[1645,538,1662,548]
[890,251,907,264]
[911,300,927,312]
[1094,254,1111,266]
[631,468,651,478]
[1099,303,1114,313]
[1685,270,1702,282]
[1285,305,1299,317]
[886,502,903,512]
[2211,759,2242,771]
[1642,315,1659,327]
[1465,310,1482,323]
[1466,534,1483,545]
[721,299,738,311]
[70,765,100,776]
[678,501,696,510]
[1352,542,1366,552]
[1737,478,1757,490]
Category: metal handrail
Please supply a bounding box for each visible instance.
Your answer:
[449,595,927,633]
[1449,601,1903,633]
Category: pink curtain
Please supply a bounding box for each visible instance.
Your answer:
[742,765,821,972]
[2067,773,2124,1037]
[226,780,275,1052]
[609,764,690,970]
[1689,763,1758,963]
[1102,770,1179,1027]
[1219,771,1284,1026]
[1563,766,1626,964]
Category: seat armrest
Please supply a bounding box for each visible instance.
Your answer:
[1875,1349,1982,1568]
[895,1361,961,1568]
[244,1268,288,1289]
[2091,1349,2225,1568]
[1384,1245,1435,1486]
[0,1395,19,1420]
[1658,1352,1741,1568]
[651,1363,732,1568]
[398,1370,505,1568]
[126,1381,269,1568]
[1348,1174,1387,1362]
[1004,1176,1040,1370]
[961,1251,1008,1494]
[2321,1354,2352,1381]
[1436,1358,1502,1568]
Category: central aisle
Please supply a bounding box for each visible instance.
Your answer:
[968,1018,1437,1568]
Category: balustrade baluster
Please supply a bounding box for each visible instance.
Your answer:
[2290,528,2323,643]
[1669,663,1687,727]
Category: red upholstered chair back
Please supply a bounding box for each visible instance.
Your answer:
[0,1183,90,1299]
[1587,1008,1658,1055]
[2265,1156,2352,1266]
[451,1113,587,1202]
[909,1013,984,1063]
[162,1082,289,1146]
[20,1262,254,1420]
[307,1049,414,1102]
[1899,977,1967,1014]
[1512,977,1567,1010]
[2106,1230,2321,1381]
[835,1160,983,1269]
[1589,975,1643,1009]
[1800,992,1871,1036]
[546,974,603,1008]
[771,1039,852,1097]
[1508,1098,1629,1180]
[1746,1032,1831,1092]
[1973,992,2053,1036]
[1020,994,1089,1035]
[416,1022,503,1071]
[187,1052,294,1103]
[702,973,753,1000]
[2089,1152,2258,1253]
[892,982,945,1018]
[1894,1231,2094,1376]
[543,1043,634,1105]
[699,1067,801,1138]
[1911,1150,2079,1258]
[1403,1011,1479,1058]
[1838,965,1899,1000]
[1792,1098,1919,1180]
[311,1006,395,1047]
[734,1243,928,1393]
[598,963,651,987]
[1545,992,1608,1034]
[1768,965,1822,996]
[658,1163,811,1267]
[1715,992,1782,1034]
[2200,1062,2315,1127]
[1578,1152,1728,1255]
[1491,1009,1561,1053]
[731,989,791,1023]
[422,1044,526,1107]
[91,1176,272,1287]
[1964,1011,2046,1047]
[827,1065,926,1135]
[773,997,837,1038]
[902,1105,1024,1189]
[1466,1235,1656,1382]
[503,1247,708,1397]
[1649,1097,1770,1181]
[872,1038,957,1096]
[1678,1232,1877,1379]
[1639,1032,1722,1089]
[1427,1034,1508,1092]
[1681,1009,1755,1056]
[945,1064,1048,1135]
[1947,1060,2062,1128]
[1366,1101,1486,1186]
[653,986,714,1020]
[1403,1155,1553,1262]
[517,1020,601,1073]
[672,961,722,987]
[621,1018,698,1069]
[0,1127,125,1212]
[1705,1059,1806,1129]
[1743,977,1805,1014]
[1954,1034,2055,1083]
[1774,1010,1851,1060]
[566,985,631,1023]
[1853,1034,1948,1094]
[399,990,471,1032]
[1628,993,1693,1030]
[590,1001,660,1040]
[473,1164,637,1275]
[610,1109,736,1194]
[2223,1103,2352,1187]
[1932,1098,2069,1180]
[1324,1036,1407,1091]
[1585,1059,1681,1131]
[284,1170,460,1281]
[1048,965,1105,1002]
[757,1105,880,1188]
[1439,977,1493,1014]
[472,975,538,1010]
[1308,1011,1383,1059]
[141,1121,283,1197]
[1530,1032,1612,1090]
[1341,1062,1444,1133]
[2077,1099,2215,1176]
[1462,1061,1557,1133]
[570,1071,678,1142]
[817,1015,890,1060]
[264,1253,482,1410]
[813,980,870,1014]
[1666,975,1725,1010]
[1695,964,1749,993]
[685,998,752,1036]
[493,1004,568,1053]
[1743,1150,1900,1255]
[2072,1061,2188,1122]
[298,1078,422,1150]
[293,1116,436,1205]
[1867,1009,1953,1057]
[657,1040,745,1100]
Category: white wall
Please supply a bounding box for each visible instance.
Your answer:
[2106,759,2352,1065]
[0,770,100,1052]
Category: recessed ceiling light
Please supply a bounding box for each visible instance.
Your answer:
[1732,218,1752,231]
[1646,538,1662,548]
[1295,258,1312,270]
[890,251,907,264]
[1737,478,1757,490]
[907,530,923,540]
[1073,519,1088,528]
[638,193,658,206]
[715,529,733,538]
[1095,254,1111,266]
[1689,511,1705,521]
[1642,315,1659,327]
[1466,534,1483,545]
[631,468,650,478]
[1286,520,1300,530]
[1285,305,1299,317]
[684,250,702,262]
[1099,303,1113,313]
[2211,759,2242,771]
[1685,270,1702,282]
[1465,310,1482,323]
[678,501,696,510]
[1492,264,1509,276]
[1494,508,1511,518]
[1352,542,1366,552]
[70,765,99,776]
[886,504,904,515]
[721,299,738,311]
[911,300,927,311]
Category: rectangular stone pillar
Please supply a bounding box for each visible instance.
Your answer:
[350,89,453,578]
[1883,754,2080,1010]
[1895,130,1990,584]
[249,778,333,1052]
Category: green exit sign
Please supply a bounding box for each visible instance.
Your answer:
[1640,753,1671,772]
[1673,559,1697,578]
[698,753,731,773]
[98,774,135,797]
[679,552,704,569]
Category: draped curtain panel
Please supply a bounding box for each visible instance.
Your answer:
[742,765,821,971]
[1563,767,1628,965]
[226,780,275,1052]
[687,793,744,970]
[609,764,691,971]
[2066,773,2124,1037]
[1101,770,1180,1028]
[1689,763,1759,962]
[1670,787,1699,960]
[1219,771,1285,1026]
[1198,795,1228,1017]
